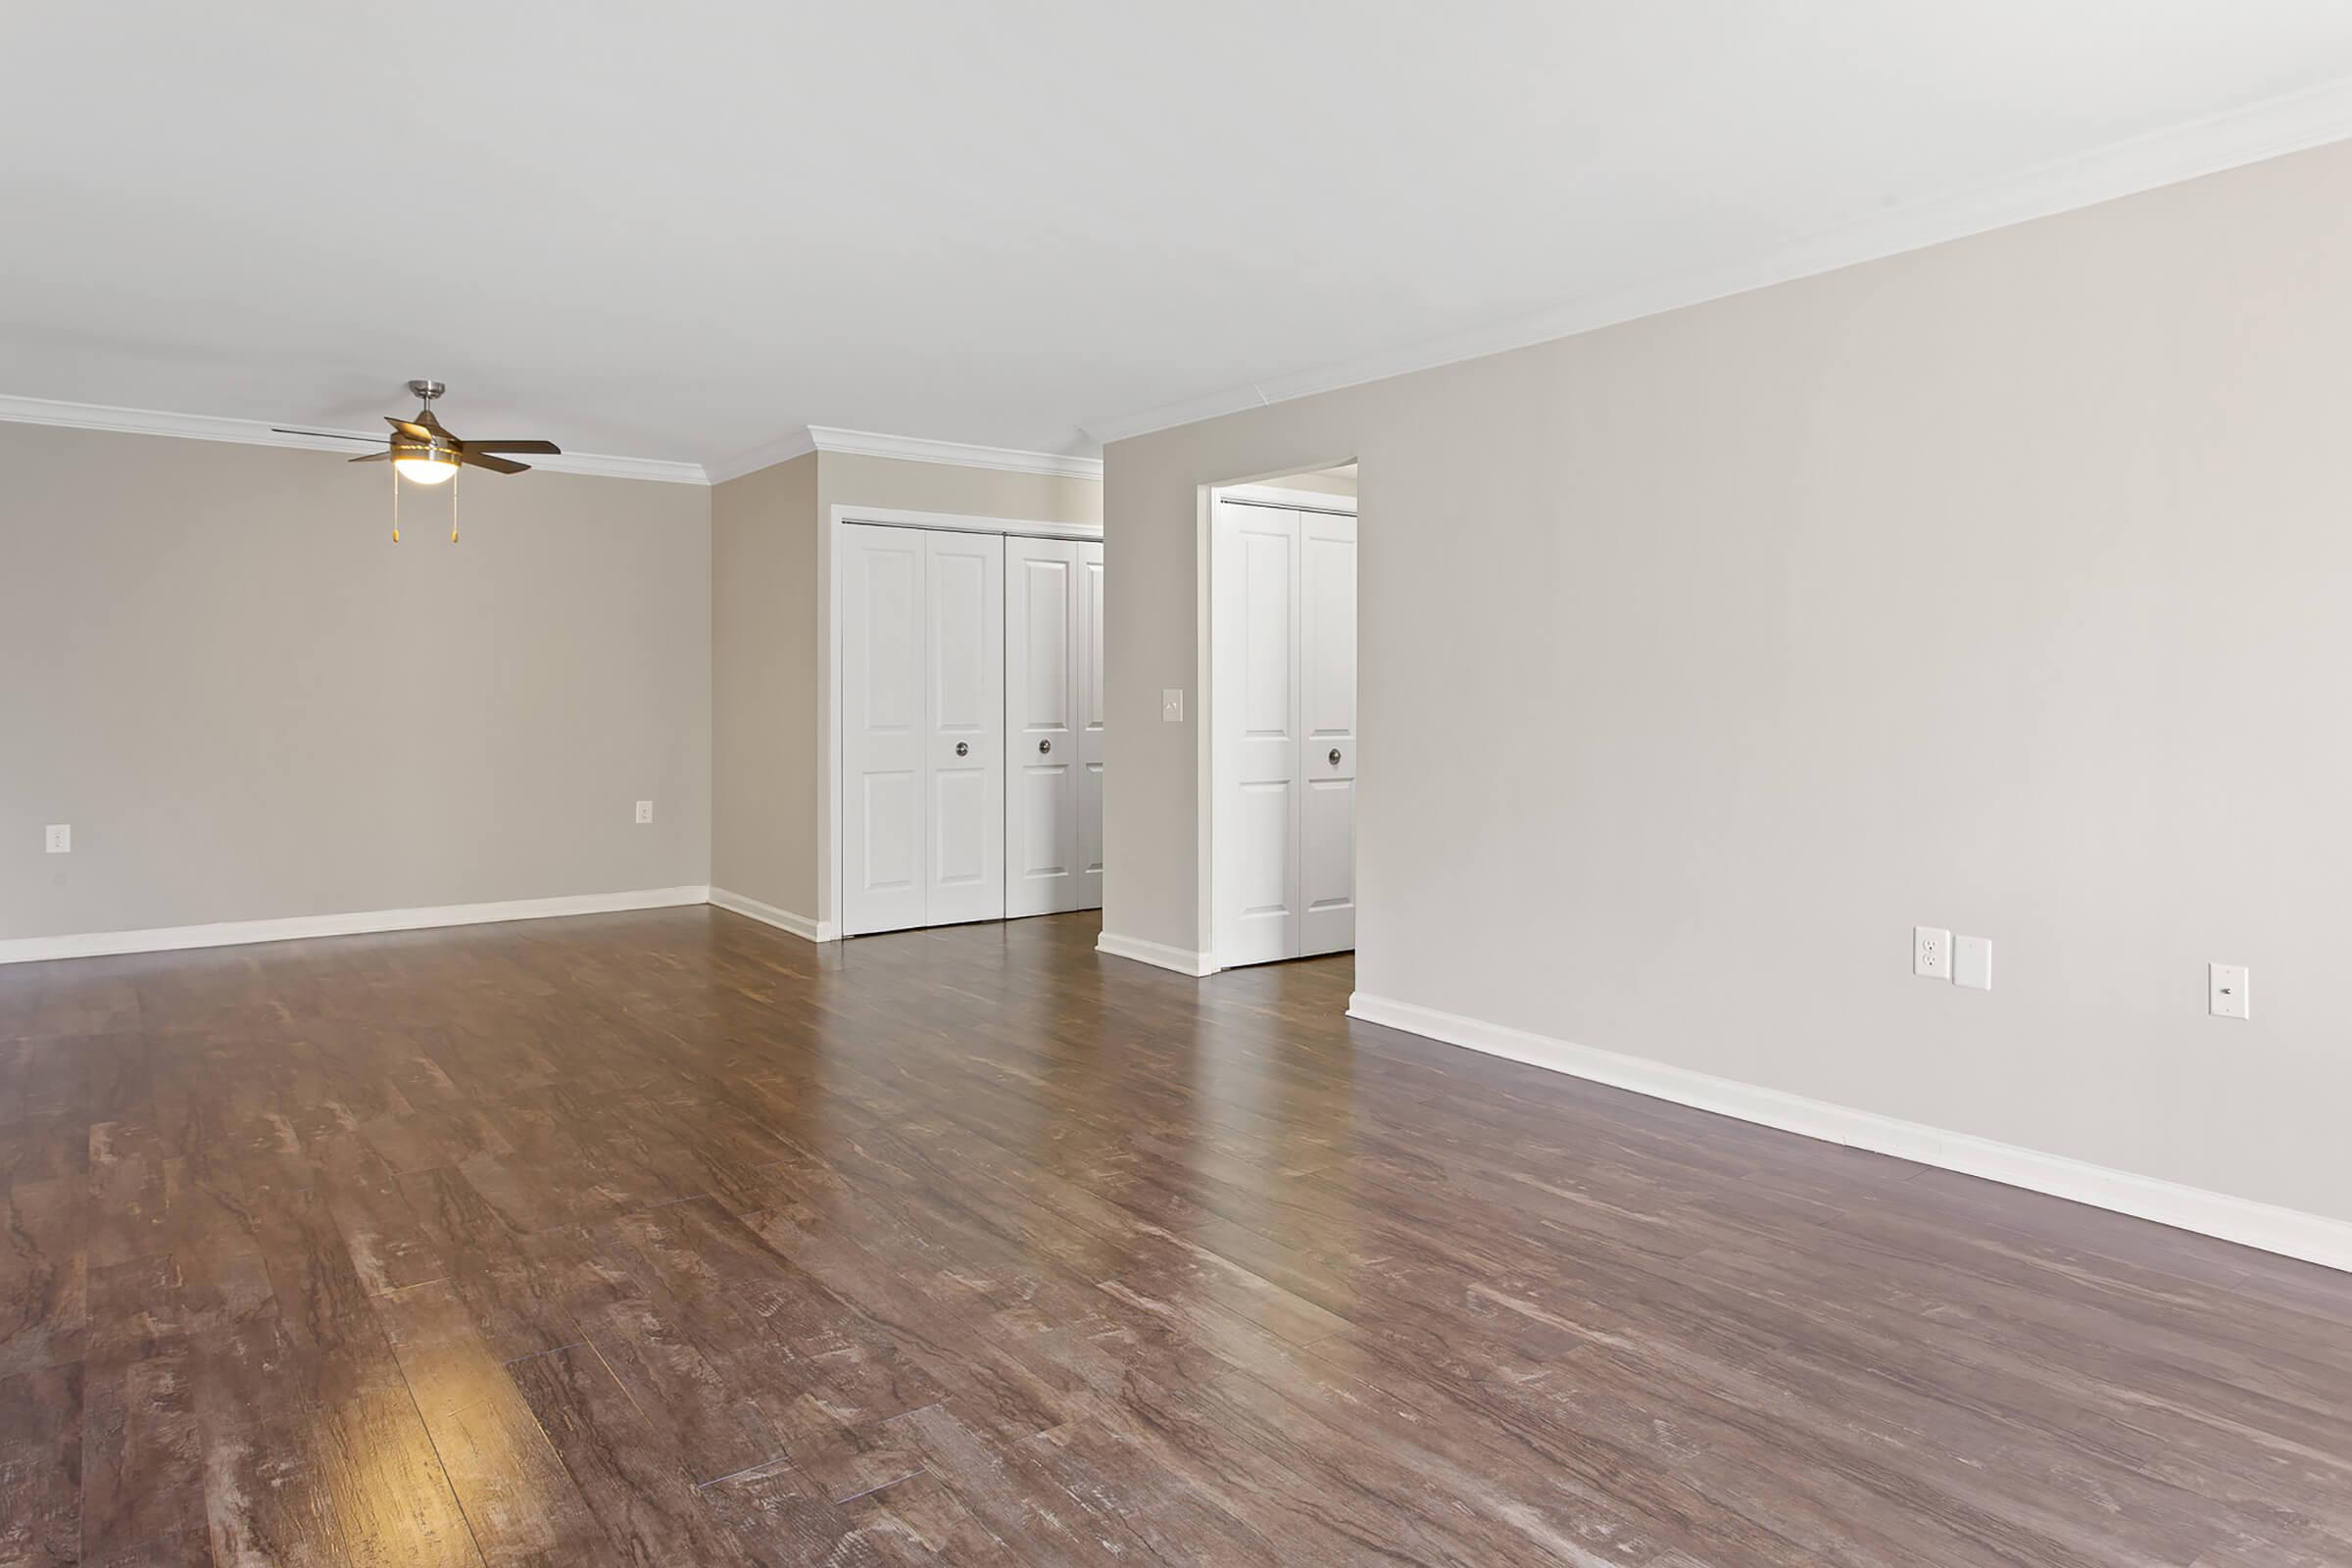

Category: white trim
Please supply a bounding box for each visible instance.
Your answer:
[1083,78,2352,445]
[0,398,1109,493]
[703,428,819,485]
[0,885,712,966]
[0,393,710,485]
[809,426,1103,481]
[831,503,1102,542]
[706,427,1104,487]
[709,886,836,944]
[1346,992,2352,1275]
[1212,483,1358,515]
[1096,932,1218,977]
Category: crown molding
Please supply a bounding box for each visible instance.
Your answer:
[1,395,1114,492]
[1082,74,2352,446]
[807,425,1102,480]
[704,426,1106,486]
[0,393,710,484]
[702,426,819,485]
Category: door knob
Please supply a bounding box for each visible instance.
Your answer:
[956,741,969,757]
[1039,739,1053,754]
[1328,748,1343,766]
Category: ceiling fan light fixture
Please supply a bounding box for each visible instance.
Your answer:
[392,446,460,485]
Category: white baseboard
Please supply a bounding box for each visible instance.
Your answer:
[1096,932,1218,976]
[0,885,714,966]
[1346,991,2352,1275]
[709,887,837,944]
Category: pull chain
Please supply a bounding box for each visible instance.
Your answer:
[451,465,461,544]
[390,456,401,543]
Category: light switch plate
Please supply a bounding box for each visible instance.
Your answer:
[1161,689,1184,722]
[1954,935,1992,991]
[2209,962,2250,1020]
[1914,926,1950,979]
[44,824,71,854]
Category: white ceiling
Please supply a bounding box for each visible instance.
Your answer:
[8,3,2352,472]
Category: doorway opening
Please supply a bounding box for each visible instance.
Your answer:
[1205,463,1358,969]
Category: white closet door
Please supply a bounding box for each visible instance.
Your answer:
[1004,538,1080,917]
[1298,512,1357,956]
[923,530,1004,926]
[1076,542,1105,910]
[841,524,930,935]
[1213,502,1302,966]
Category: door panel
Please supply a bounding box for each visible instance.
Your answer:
[1213,502,1301,966]
[1004,539,1080,917]
[842,526,929,935]
[1076,543,1105,909]
[1298,513,1357,956]
[924,530,1004,926]
[1214,499,1356,966]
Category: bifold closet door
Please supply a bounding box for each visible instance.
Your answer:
[841,524,930,935]
[1212,502,1303,965]
[841,524,1004,936]
[1004,538,1105,917]
[1212,500,1356,966]
[921,530,1005,926]
[1297,511,1357,956]
[1077,542,1105,908]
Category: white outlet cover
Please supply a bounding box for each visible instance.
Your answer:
[1914,925,1950,979]
[1161,688,1184,722]
[1954,935,1992,991]
[44,823,71,854]
[2209,962,2250,1020]
[635,800,654,824]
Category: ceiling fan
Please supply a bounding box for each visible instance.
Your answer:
[274,380,563,542]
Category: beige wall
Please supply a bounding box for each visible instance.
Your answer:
[1266,466,1357,498]
[710,452,819,915]
[1102,140,2352,1226]
[816,452,1103,530]
[2,424,711,940]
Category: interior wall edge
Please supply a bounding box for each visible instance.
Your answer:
[1347,991,2352,1276]
[1095,931,1218,977]
[0,885,712,966]
[709,886,836,944]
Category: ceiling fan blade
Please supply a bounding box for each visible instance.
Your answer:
[458,450,529,474]
[416,409,452,435]
[348,451,391,464]
[460,439,562,455]
[273,427,381,443]
[385,416,432,440]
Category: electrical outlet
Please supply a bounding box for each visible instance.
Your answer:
[634,800,654,825]
[2209,962,2250,1020]
[44,824,71,855]
[1954,935,1992,991]
[1161,689,1185,722]
[1914,926,1950,979]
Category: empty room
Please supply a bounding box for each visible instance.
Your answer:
[5,4,2351,1564]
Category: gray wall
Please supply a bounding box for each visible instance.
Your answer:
[711,451,819,915]
[2,424,712,938]
[1102,139,2352,1225]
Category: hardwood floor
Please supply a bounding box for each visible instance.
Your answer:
[2,907,2347,1566]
